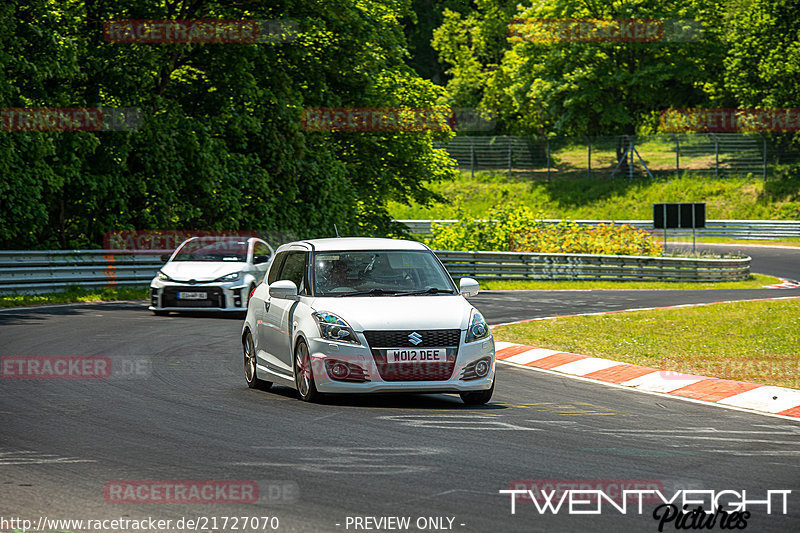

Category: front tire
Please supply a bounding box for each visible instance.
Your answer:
[460,383,494,405]
[244,331,271,390]
[294,339,321,402]
[246,283,256,307]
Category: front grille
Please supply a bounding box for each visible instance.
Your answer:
[162,286,225,308]
[364,329,460,381]
[364,329,461,348]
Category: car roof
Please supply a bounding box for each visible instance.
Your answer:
[278,237,429,253]
[183,236,263,243]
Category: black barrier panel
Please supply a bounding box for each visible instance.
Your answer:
[681,203,705,229]
[653,203,706,229]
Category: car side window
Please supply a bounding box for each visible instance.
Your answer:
[278,251,309,295]
[267,252,288,285]
[253,241,271,264]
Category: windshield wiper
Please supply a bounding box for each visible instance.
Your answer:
[338,288,401,297]
[392,287,455,296]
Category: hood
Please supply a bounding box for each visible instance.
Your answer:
[161,261,244,282]
[308,295,474,331]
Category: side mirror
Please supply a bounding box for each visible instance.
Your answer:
[253,254,270,265]
[459,277,480,297]
[160,254,172,263]
[269,280,299,300]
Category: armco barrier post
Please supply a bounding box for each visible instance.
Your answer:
[470,138,475,179]
[586,136,592,179]
[546,139,551,181]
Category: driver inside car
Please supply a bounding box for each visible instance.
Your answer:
[318,258,352,292]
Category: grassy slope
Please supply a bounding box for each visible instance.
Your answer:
[389,172,800,221]
[492,298,800,389]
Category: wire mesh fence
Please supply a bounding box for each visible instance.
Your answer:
[434,133,800,179]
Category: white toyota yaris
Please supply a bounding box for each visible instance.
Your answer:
[149,236,273,314]
[241,237,495,404]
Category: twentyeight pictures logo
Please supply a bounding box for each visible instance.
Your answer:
[501,484,792,531]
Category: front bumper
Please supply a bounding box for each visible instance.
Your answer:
[307,334,495,394]
[149,280,250,311]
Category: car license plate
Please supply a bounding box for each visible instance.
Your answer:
[177,291,207,300]
[386,348,447,364]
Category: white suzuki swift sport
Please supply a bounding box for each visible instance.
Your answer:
[241,237,495,404]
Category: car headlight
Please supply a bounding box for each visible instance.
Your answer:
[157,271,172,281]
[312,311,361,345]
[465,309,490,343]
[216,272,241,282]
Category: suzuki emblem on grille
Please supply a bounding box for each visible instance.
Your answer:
[408,332,423,345]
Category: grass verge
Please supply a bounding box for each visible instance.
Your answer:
[492,298,800,389]
[0,286,149,308]
[479,273,781,291]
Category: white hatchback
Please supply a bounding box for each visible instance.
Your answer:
[149,236,273,314]
[241,237,495,404]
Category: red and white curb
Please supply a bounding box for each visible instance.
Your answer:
[494,341,800,419]
[764,278,800,289]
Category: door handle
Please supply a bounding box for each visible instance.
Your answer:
[264,299,270,311]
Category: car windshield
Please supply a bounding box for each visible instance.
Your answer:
[172,238,248,262]
[313,250,454,296]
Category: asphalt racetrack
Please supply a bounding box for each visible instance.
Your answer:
[1,244,799,532]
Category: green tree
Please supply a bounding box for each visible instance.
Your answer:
[0,0,457,249]
[433,0,725,137]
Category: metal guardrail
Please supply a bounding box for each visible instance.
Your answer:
[435,250,751,282]
[0,247,750,294]
[400,219,800,240]
[0,250,163,294]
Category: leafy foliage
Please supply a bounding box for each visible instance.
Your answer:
[0,0,457,249]
[427,203,661,255]
[511,221,662,256]
[432,0,723,136]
